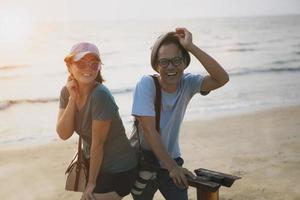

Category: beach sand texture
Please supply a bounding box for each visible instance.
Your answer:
[0,106,299,200]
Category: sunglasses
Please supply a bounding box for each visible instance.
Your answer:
[157,56,184,68]
[73,60,101,71]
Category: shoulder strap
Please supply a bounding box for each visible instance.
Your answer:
[150,75,161,133]
[134,75,162,150]
[77,135,83,162]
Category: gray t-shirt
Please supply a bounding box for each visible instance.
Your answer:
[59,84,137,173]
[132,73,205,158]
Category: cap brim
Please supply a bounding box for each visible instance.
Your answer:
[73,52,100,62]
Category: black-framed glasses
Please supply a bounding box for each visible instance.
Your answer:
[157,56,184,68]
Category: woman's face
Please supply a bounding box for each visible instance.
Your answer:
[69,54,101,84]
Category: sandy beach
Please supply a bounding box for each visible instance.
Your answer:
[0,105,299,200]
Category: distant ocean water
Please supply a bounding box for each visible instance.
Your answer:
[1,15,300,147]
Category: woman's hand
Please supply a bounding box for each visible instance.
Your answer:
[174,28,194,51]
[81,182,96,200]
[66,74,78,100]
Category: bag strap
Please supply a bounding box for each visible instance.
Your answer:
[77,135,82,162]
[73,134,83,191]
[151,75,161,133]
[135,75,162,149]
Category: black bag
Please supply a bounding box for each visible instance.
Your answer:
[129,75,161,171]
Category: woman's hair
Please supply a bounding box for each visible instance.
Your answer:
[65,56,104,83]
[95,71,104,83]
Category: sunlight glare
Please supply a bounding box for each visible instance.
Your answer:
[0,10,34,45]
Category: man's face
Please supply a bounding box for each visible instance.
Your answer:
[157,43,186,89]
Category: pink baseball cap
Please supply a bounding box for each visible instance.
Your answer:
[64,42,100,62]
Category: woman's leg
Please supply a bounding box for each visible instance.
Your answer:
[93,191,122,200]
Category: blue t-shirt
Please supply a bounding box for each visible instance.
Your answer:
[132,73,205,158]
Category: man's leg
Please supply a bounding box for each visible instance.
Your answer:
[131,176,159,200]
[158,169,188,200]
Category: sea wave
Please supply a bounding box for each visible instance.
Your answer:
[229,66,300,76]
[0,87,134,111]
[227,48,256,52]
[272,58,300,65]
[0,98,58,111]
[235,42,259,46]
[1,66,300,111]
[0,65,28,71]
[294,51,300,55]
[265,38,283,43]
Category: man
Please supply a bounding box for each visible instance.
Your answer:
[131,28,229,200]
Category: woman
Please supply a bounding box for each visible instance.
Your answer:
[56,42,137,200]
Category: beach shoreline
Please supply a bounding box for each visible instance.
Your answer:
[0,105,299,200]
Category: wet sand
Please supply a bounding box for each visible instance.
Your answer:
[0,106,299,200]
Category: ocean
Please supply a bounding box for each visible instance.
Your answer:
[1,15,300,147]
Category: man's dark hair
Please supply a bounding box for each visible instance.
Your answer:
[151,32,191,72]
[156,35,190,66]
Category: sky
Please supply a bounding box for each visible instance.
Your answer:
[0,0,300,22]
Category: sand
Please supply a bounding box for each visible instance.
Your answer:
[0,106,299,200]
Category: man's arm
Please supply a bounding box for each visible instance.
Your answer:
[138,116,194,188]
[175,28,229,93]
[188,44,229,92]
[138,116,177,170]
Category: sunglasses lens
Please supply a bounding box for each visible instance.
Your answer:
[74,60,100,70]
[75,61,86,69]
[91,62,100,70]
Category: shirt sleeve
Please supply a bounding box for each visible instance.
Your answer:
[59,86,69,109]
[184,73,209,97]
[91,87,118,120]
[131,75,156,117]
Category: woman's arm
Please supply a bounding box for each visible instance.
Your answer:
[56,97,77,140]
[56,75,79,140]
[82,119,111,199]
